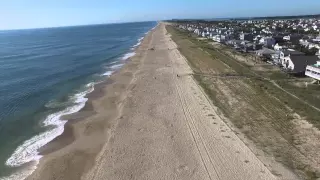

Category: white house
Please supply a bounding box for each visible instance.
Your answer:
[313,25,318,30]
[305,60,320,81]
[313,36,320,43]
[283,35,290,41]
[274,43,283,51]
[271,52,281,64]
[317,49,320,57]
[212,35,222,42]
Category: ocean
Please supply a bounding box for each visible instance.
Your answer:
[0,21,157,179]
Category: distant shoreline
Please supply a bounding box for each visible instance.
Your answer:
[22,23,158,180]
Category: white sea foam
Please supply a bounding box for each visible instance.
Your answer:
[3,83,95,180]
[110,64,124,69]
[145,25,157,35]
[121,52,136,60]
[131,42,141,49]
[102,71,114,76]
[131,36,144,50]
[101,63,123,77]
[108,61,118,65]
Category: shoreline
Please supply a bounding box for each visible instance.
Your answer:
[14,22,282,180]
[78,23,278,180]
[22,24,157,180]
[0,23,157,180]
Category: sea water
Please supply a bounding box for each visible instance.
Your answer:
[0,21,157,180]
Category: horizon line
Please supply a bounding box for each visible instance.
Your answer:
[1,12,319,31]
[0,20,159,32]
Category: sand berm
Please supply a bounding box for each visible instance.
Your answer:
[27,23,278,180]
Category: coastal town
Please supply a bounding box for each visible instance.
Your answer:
[175,18,320,82]
[166,17,320,179]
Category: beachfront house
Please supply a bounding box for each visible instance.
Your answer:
[280,49,305,66]
[282,55,319,75]
[305,60,320,81]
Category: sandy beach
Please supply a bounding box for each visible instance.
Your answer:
[26,23,278,180]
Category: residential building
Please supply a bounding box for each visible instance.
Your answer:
[280,49,305,65]
[259,37,276,47]
[256,48,276,57]
[305,60,320,80]
[283,55,319,74]
[274,43,283,51]
[240,33,254,41]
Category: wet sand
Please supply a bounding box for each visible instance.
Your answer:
[27,23,278,180]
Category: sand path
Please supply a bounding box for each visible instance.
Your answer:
[84,23,277,180]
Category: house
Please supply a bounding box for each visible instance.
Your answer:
[259,37,276,47]
[299,39,311,47]
[316,49,320,57]
[253,35,262,42]
[281,49,305,57]
[280,49,305,65]
[241,43,254,52]
[283,34,303,44]
[256,48,276,58]
[226,39,242,47]
[271,51,281,64]
[305,60,320,81]
[313,35,320,43]
[283,55,319,75]
[240,33,254,41]
[274,43,283,51]
[273,35,285,44]
[221,35,231,42]
[212,35,226,43]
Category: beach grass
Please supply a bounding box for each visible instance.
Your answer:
[166,25,320,180]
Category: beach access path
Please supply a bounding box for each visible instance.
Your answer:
[82,23,277,180]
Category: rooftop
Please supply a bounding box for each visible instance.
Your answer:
[291,56,319,72]
[282,49,305,56]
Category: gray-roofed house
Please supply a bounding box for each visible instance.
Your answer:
[280,49,305,66]
[283,55,319,75]
[256,48,276,58]
[281,49,305,57]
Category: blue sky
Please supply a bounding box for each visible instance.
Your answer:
[0,0,320,30]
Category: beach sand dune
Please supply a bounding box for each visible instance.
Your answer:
[28,23,277,180]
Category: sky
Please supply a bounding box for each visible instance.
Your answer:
[0,0,320,30]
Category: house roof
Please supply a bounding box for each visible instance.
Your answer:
[256,48,276,55]
[282,49,305,56]
[289,34,303,38]
[290,56,319,73]
[246,43,254,47]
